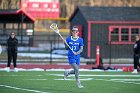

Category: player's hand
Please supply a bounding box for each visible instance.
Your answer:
[73,52,77,55]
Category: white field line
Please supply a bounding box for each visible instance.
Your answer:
[54,78,93,81]
[1,73,140,78]
[49,74,140,84]
[48,74,140,77]
[80,75,140,77]
[0,75,43,77]
[110,79,140,81]
[0,85,49,93]
[24,78,92,81]
[24,79,47,80]
[0,68,123,72]
[96,79,140,85]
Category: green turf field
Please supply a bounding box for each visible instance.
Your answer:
[0,71,140,93]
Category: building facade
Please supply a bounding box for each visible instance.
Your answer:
[69,6,140,59]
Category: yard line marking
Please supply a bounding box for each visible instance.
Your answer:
[24,78,93,81]
[49,74,140,77]
[96,79,140,85]
[0,85,49,93]
[24,79,47,80]
[117,81,140,85]
[54,78,93,81]
[80,75,140,77]
[111,79,140,81]
[0,75,43,77]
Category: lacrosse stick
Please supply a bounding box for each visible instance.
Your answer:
[50,23,74,53]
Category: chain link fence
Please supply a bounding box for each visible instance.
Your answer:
[0,33,134,65]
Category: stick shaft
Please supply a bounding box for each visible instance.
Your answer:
[58,33,74,53]
[50,23,74,53]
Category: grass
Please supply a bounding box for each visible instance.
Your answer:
[0,71,140,93]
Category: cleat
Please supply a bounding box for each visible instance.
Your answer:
[131,70,138,74]
[14,68,18,72]
[77,83,84,88]
[78,85,84,88]
[64,70,69,80]
[5,67,10,72]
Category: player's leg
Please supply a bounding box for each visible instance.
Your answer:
[64,56,75,80]
[13,51,18,72]
[6,51,12,72]
[70,63,79,78]
[64,70,70,80]
[64,67,75,80]
[6,50,12,72]
[7,51,12,67]
[71,63,83,88]
[64,64,78,79]
[136,56,140,72]
[132,54,138,73]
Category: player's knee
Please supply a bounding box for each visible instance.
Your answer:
[75,68,79,73]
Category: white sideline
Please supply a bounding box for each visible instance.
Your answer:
[110,79,140,81]
[49,74,140,77]
[54,78,93,81]
[0,85,49,93]
[0,68,123,72]
[96,79,140,85]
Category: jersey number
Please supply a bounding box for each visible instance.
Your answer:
[71,46,76,51]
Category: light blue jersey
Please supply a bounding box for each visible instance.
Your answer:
[66,36,84,65]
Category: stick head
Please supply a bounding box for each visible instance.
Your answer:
[50,23,59,33]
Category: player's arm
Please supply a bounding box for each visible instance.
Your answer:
[64,42,69,50]
[76,46,83,55]
[138,41,140,54]
[76,38,84,55]
[64,38,69,50]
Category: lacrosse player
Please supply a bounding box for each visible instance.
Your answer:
[132,35,140,74]
[6,32,18,72]
[64,26,84,88]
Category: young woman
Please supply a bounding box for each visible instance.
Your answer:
[64,26,84,88]
[6,32,18,72]
[132,35,140,73]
